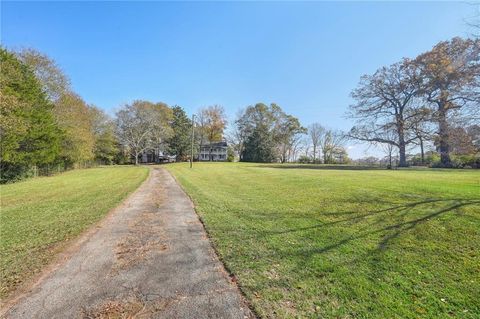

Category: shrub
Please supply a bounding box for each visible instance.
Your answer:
[298,155,311,164]
[430,154,480,168]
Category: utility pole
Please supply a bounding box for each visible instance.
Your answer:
[190,114,195,168]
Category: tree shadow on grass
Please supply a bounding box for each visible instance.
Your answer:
[224,198,480,259]
[256,164,455,171]
[216,198,480,315]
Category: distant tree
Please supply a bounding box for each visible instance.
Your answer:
[297,155,311,164]
[356,156,380,166]
[331,146,350,164]
[89,106,118,164]
[309,123,324,163]
[414,37,480,167]
[0,91,28,164]
[195,110,208,158]
[167,106,192,161]
[237,103,304,163]
[197,105,227,161]
[230,108,263,162]
[18,48,96,167]
[299,136,311,159]
[467,125,480,150]
[242,124,277,163]
[149,102,173,159]
[379,129,397,168]
[16,48,70,102]
[287,132,305,162]
[55,92,95,166]
[410,109,433,165]
[320,129,346,164]
[238,103,276,162]
[467,3,480,38]
[0,48,61,182]
[227,145,235,162]
[277,115,306,163]
[348,59,423,167]
[115,101,158,165]
[438,126,477,156]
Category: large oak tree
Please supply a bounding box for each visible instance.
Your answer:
[414,37,480,166]
[348,59,423,167]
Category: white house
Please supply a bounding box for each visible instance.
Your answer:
[198,141,228,161]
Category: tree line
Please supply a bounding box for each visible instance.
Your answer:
[228,103,350,164]
[230,37,479,167]
[0,48,181,182]
[2,36,478,183]
[1,47,236,183]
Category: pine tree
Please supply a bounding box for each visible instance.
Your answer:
[0,48,61,182]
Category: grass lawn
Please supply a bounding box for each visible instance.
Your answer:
[0,166,148,299]
[166,162,480,319]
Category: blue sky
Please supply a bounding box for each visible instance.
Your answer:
[1,1,476,158]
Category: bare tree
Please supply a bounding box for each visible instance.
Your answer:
[195,110,208,160]
[115,101,168,165]
[309,123,325,163]
[16,48,70,102]
[348,59,423,167]
[379,129,397,168]
[287,132,304,162]
[277,114,306,163]
[320,129,346,164]
[467,2,480,38]
[227,109,248,161]
[410,109,434,165]
[303,137,311,158]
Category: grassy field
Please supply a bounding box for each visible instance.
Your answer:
[0,166,148,298]
[166,162,480,319]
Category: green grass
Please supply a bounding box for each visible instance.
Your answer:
[0,166,148,298]
[166,162,480,319]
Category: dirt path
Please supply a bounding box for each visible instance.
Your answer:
[3,168,254,319]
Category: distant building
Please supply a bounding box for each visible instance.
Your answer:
[138,149,176,163]
[198,141,228,161]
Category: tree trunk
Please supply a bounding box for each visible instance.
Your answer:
[397,122,407,167]
[313,145,316,163]
[437,105,451,167]
[135,151,139,165]
[398,143,407,167]
[419,137,424,165]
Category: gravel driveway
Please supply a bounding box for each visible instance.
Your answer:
[3,167,253,319]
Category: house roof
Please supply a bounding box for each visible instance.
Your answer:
[203,141,227,147]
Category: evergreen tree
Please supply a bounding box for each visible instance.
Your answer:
[167,106,192,161]
[17,49,96,168]
[0,48,61,182]
[242,125,277,163]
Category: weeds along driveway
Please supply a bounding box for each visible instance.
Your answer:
[3,168,253,319]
